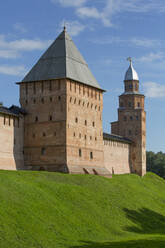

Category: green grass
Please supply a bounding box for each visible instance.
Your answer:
[0,171,164,247]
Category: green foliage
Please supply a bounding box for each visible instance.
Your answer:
[147,151,165,179]
[0,171,165,247]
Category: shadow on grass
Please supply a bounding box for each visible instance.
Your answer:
[70,239,165,248]
[123,208,165,234]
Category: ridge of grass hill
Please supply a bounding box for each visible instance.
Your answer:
[0,171,165,248]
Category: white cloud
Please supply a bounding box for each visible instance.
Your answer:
[76,6,113,27]
[50,0,86,7]
[0,35,52,59]
[0,50,19,59]
[130,38,161,48]
[60,20,85,36]
[51,0,165,27]
[8,39,51,51]
[92,36,161,48]
[76,7,101,19]
[13,23,27,33]
[0,36,51,51]
[143,82,165,98]
[0,65,27,76]
[136,52,164,63]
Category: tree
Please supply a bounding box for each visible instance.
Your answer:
[147,151,165,179]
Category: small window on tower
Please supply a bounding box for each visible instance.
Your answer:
[90,152,93,159]
[49,81,52,91]
[130,116,133,120]
[49,115,52,121]
[41,147,46,155]
[128,102,132,107]
[79,149,82,157]
[50,97,52,102]
[85,120,87,126]
[129,84,133,89]
[136,116,139,120]
[58,80,60,90]
[41,82,44,93]
[58,96,61,101]
[128,130,132,135]
[92,122,95,127]
[41,98,44,104]
[25,85,28,95]
[137,102,140,107]
[33,83,36,94]
[35,116,38,122]
[120,102,124,107]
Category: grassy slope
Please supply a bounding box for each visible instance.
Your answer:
[0,171,165,247]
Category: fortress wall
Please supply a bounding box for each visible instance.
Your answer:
[0,114,24,170]
[103,139,131,174]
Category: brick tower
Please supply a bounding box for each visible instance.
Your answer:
[111,58,146,176]
[17,27,109,175]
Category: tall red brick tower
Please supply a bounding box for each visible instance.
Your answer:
[17,27,109,175]
[111,58,146,176]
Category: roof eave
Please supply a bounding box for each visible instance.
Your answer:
[16,77,106,92]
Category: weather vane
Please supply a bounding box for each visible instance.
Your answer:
[127,57,132,65]
[64,21,68,31]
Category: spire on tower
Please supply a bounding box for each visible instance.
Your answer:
[127,57,132,65]
[125,57,139,81]
[63,22,66,32]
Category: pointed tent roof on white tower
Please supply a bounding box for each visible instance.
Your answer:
[124,57,139,81]
[22,27,103,90]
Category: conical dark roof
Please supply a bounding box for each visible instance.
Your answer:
[22,29,102,90]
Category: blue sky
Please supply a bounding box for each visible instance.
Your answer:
[0,0,164,152]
